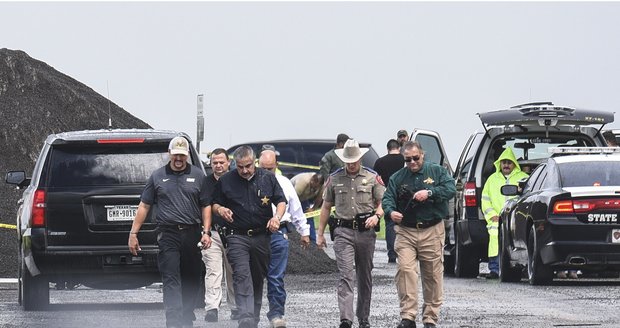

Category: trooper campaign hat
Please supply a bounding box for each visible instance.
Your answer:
[335,139,369,163]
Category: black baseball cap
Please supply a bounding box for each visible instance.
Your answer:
[397,130,408,137]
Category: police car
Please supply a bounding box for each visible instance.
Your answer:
[498,147,620,285]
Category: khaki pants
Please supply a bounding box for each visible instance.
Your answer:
[202,232,236,311]
[394,220,444,325]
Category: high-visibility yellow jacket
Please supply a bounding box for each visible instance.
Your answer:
[481,147,529,257]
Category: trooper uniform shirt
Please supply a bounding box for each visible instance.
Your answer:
[213,167,286,230]
[324,167,384,219]
[141,164,209,225]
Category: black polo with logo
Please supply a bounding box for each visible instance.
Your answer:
[141,163,209,225]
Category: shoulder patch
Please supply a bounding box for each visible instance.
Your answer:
[330,167,345,176]
[362,166,378,175]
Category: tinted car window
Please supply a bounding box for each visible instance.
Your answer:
[45,145,171,187]
[524,164,545,192]
[417,133,444,165]
[531,170,548,191]
[300,144,333,166]
[559,161,620,187]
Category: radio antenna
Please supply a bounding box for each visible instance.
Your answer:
[107,80,112,129]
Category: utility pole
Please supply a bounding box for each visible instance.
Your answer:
[197,94,204,154]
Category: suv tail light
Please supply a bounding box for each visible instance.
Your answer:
[464,182,477,207]
[97,138,145,144]
[32,189,46,227]
[552,198,620,214]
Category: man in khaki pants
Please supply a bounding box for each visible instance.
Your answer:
[381,141,455,328]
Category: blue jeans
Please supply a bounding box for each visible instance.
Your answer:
[307,218,317,244]
[267,228,289,320]
[488,256,499,274]
[385,218,397,261]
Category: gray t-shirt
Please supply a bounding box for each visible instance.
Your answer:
[141,163,209,225]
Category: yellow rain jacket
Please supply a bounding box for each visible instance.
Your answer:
[481,147,529,257]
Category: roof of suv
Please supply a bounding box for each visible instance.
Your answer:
[46,129,190,143]
[231,139,372,146]
[478,102,614,127]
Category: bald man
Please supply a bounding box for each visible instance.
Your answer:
[259,150,310,328]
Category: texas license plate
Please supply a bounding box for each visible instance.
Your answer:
[105,205,138,221]
[613,229,620,244]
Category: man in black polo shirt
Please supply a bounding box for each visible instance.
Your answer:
[373,139,405,263]
[129,136,212,328]
[212,145,286,328]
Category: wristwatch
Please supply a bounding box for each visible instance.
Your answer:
[201,230,212,237]
[427,189,433,197]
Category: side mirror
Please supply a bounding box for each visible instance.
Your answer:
[501,184,519,196]
[6,171,30,188]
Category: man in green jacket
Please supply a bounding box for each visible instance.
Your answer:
[480,147,529,279]
[319,133,349,181]
[382,141,455,328]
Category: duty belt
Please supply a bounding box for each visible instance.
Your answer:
[224,227,270,237]
[333,218,371,232]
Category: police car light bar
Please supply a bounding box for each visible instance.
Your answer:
[549,147,620,154]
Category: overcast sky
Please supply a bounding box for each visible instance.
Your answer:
[3,1,620,162]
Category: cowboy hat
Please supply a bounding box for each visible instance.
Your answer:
[335,139,369,163]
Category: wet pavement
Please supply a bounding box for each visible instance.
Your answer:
[1,239,619,328]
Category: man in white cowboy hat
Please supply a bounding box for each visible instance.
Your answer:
[317,139,385,328]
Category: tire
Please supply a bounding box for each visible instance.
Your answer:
[17,245,22,306]
[444,252,455,275]
[498,227,521,282]
[527,225,553,286]
[454,233,479,278]
[21,258,49,311]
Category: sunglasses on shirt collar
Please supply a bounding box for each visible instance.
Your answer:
[404,155,421,163]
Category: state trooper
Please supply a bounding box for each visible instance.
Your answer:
[317,139,384,328]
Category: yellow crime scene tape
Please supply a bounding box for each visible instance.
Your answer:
[304,207,336,219]
[0,223,17,230]
[276,161,320,171]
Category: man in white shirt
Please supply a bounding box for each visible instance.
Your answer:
[259,150,310,328]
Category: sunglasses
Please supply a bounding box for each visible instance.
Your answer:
[404,155,421,163]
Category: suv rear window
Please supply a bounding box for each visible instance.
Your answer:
[503,136,591,160]
[44,144,176,187]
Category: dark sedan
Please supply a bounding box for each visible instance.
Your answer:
[498,147,620,285]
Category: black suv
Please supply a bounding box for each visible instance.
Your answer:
[449,102,614,278]
[226,139,379,178]
[5,129,203,310]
